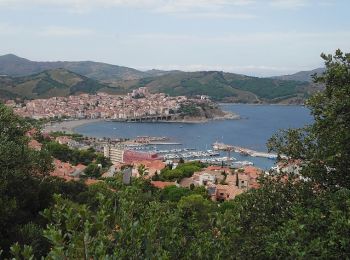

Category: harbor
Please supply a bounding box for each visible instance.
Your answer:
[74,104,312,169]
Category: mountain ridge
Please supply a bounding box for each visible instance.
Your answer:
[0,54,324,104]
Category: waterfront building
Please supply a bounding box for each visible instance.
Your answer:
[104,145,125,164]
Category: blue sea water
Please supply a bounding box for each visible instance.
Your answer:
[75,104,313,169]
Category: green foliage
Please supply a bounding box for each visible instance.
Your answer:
[84,163,102,178]
[178,103,201,117]
[0,68,112,100]
[157,161,204,181]
[49,131,84,141]
[0,103,53,257]
[268,49,350,190]
[160,185,192,202]
[42,194,116,259]
[44,141,111,167]
[137,164,149,177]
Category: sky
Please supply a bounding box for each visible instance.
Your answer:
[0,0,349,77]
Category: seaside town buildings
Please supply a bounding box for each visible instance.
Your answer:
[6,88,202,120]
[24,127,264,201]
[17,87,263,202]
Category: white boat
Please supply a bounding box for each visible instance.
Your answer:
[231,161,254,168]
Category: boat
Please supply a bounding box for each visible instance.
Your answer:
[231,161,254,168]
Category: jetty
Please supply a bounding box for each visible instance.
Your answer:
[212,142,277,159]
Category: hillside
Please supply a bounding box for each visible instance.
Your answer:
[108,71,313,103]
[0,54,323,104]
[0,54,148,80]
[0,68,121,100]
[271,68,325,82]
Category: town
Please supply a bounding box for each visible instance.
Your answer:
[25,127,300,203]
[6,87,228,121]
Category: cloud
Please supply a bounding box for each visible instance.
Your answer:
[269,0,309,9]
[0,0,256,16]
[153,0,255,13]
[129,31,350,45]
[0,23,94,37]
[0,23,22,34]
[39,26,94,37]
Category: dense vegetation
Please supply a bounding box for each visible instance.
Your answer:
[121,71,312,103]
[0,50,349,258]
[0,68,114,100]
[154,161,205,181]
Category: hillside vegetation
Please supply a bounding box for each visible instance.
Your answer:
[0,54,323,103]
[108,71,314,103]
[0,68,122,99]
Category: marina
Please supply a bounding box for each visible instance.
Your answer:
[75,104,313,169]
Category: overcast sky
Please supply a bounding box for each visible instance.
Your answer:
[0,0,349,76]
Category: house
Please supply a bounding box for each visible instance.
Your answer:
[276,159,302,175]
[56,136,72,145]
[213,184,244,201]
[132,160,166,178]
[198,172,216,185]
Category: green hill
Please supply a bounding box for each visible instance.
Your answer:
[0,55,321,104]
[0,54,149,80]
[108,71,314,103]
[0,68,121,100]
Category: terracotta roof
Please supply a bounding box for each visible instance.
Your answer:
[243,166,261,179]
[28,139,42,151]
[85,179,102,186]
[151,181,176,189]
[206,166,231,172]
[179,177,195,188]
[135,160,166,171]
[215,184,244,200]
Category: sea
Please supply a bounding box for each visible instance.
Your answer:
[75,104,313,170]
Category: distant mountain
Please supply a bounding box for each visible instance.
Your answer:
[272,68,325,82]
[0,54,148,81]
[108,70,314,104]
[0,54,324,104]
[0,68,122,100]
[144,69,182,77]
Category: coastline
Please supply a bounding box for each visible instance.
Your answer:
[42,112,239,133]
[43,118,104,133]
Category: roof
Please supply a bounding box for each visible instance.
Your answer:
[179,177,195,188]
[134,160,166,171]
[243,166,261,179]
[85,179,102,186]
[28,139,42,151]
[215,184,244,199]
[205,166,231,172]
[151,181,176,189]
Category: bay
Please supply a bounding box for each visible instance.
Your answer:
[75,104,313,169]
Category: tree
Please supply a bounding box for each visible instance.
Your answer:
[0,103,52,257]
[137,164,149,177]
[84,163,102,178]
[268,49,350,190]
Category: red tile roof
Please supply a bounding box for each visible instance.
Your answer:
[151,181,176,189]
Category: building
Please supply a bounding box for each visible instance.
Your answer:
[104,145,125,164]
[123,150,163,164]
[104,145,163,164]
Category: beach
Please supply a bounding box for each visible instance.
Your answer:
[43,119,104,133]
